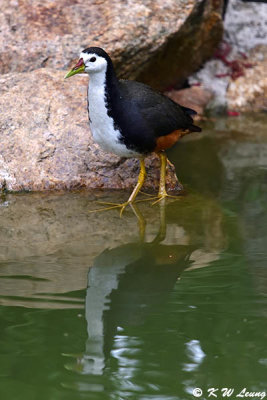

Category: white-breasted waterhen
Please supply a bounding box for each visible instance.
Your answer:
[65,47,201,213]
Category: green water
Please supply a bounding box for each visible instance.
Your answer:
[0,116,267,400]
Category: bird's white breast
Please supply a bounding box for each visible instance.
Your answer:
[88,73,139,158]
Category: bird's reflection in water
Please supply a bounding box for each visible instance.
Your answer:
[70,200,222,378]
[84,203,193,375]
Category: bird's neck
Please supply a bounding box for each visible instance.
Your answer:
[88,63,120,108]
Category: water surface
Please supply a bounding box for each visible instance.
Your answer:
[0,115,267,399]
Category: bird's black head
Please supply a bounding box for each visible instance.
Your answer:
[82,47,111,60]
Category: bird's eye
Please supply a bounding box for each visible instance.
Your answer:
[90,57,96,62]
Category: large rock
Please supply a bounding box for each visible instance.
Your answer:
[0,0,223,90]
[189,0,267,112]
[0,69,181,192]
[191,44,267,113]
[0,0,223,192]
[226,46,267,112]
[224,0,267,52]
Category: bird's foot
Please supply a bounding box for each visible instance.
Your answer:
[152,192,181,205]
[88,200,130,216]
[89,195,158,217]
[139,190,155,197]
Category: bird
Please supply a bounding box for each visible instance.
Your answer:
[65,47,201,213]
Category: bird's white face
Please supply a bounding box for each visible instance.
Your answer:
[80,52,108,75]
[64,50,109,79]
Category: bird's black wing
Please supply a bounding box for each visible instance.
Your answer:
[118,80,201,137]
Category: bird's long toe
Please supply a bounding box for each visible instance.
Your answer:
[152,193,181,205]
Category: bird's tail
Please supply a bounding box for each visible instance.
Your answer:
[189,124,202,132]
[180,105,202,132]
[180,105,197,116]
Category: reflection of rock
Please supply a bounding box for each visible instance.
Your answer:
[221,142,267,181]
[173,115,267,199]
[176,116,267,301]
[0,0,223,91]
[0,69,180,192]
[0,193,144,308]
[238,170,267,302]
[217,118,267,184]
[0,192,225,309]
[213,125,267,299]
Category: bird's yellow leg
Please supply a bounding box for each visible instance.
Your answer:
[152,152,181,205]
[90,159,153,215]
[158,152,168,198]
[119,158,147,216]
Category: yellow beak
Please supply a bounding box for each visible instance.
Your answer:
[64,58,85,79]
